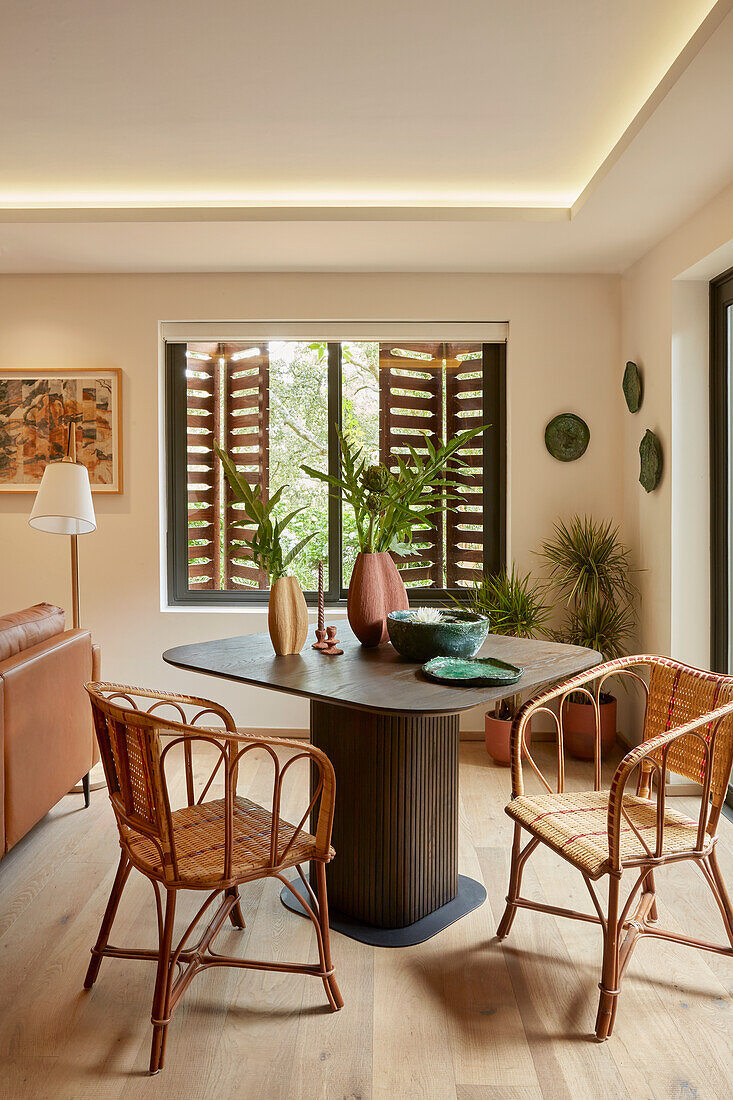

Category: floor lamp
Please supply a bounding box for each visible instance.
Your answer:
[29,420,101,797]
[28,420,96,628]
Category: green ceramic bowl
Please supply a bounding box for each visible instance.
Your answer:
[386,610,490,662]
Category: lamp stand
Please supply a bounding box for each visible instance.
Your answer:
[70,533,80,629]
[67,420,81,630]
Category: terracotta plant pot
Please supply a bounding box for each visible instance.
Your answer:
[268,576,309,655]
[484,714,532,767]
[347,551,409,647]
[562,695,617,760]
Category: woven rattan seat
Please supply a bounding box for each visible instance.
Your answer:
[507,789,698,879]
[496,655,733,1042]
[127,795,334,886]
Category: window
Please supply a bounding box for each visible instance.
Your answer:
[166,334,505,605]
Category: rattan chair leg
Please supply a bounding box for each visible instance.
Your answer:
[84,852,131,989]
[645,868,659,923]
[315,861,344,1011]
[707,848,733,947]
[497,824,538,940]
[595,875,621,1041]
[150,889,177,1075]
[225,886,246,930]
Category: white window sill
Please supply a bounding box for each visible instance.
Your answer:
[161,604,349,615]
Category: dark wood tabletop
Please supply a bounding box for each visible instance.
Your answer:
[163,625,601,716]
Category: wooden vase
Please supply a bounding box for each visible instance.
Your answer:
[268,576,309,655]
[347,551,409,647]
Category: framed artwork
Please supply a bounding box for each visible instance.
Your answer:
[0,368,123,493]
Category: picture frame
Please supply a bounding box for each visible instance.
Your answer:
[0,368,123,493]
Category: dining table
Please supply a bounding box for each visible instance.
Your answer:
[163,626,600,947]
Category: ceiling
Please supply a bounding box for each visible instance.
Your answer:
[1,0,732,273]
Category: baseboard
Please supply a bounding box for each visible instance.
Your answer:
[248,727,488,742]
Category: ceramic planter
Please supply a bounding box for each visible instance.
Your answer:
[347,551,409,647]
[268,576,309,655]
[484,714,532,767]
[562,695,617,760]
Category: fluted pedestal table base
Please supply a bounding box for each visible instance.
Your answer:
[279,699,486,947]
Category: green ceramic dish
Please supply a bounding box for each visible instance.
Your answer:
[422,655,523,687]
[544,413,590,462]
[387,609,490,662]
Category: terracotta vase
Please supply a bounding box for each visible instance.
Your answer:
[484,714,532,767]
[562,695,617,760]
[347,551,409,647]
[268,576,309,655]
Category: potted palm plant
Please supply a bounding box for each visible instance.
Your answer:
[458,566,551,764]
[216,444,316,655]
[540,516,638,759]
[302,425,486,646]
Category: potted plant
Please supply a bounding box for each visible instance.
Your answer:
[302,425,485,646]
[216,444,316,655]
[458,566,551,764]
[540,516,638,759]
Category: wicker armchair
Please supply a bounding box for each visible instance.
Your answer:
[496,655,733,1041]
[84,683,342,1075]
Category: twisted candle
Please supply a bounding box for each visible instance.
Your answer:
[317,560,325,632]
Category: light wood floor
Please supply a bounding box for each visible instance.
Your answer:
[1,741,732,1100]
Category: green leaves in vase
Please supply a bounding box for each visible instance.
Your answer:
[301,424,488,557]
[215,443,316,583]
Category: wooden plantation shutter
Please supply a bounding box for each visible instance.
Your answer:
[445,345,484,587]
[185,347,220,590]
[379,343,445,589]
[378,341,484,591]
[184,343,269,592]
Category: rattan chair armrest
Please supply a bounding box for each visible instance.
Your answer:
[86,682,238,731]
[605,698,733,868]
[162,726,337,861]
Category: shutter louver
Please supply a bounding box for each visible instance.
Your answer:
[224,348,270,590]
[445,346,484,587]
[379,343,445,589]
[184,343,269,593]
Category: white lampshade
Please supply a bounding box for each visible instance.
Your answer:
[29,460,97,535]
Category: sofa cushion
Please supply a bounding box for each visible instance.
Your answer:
[0,603,66,662]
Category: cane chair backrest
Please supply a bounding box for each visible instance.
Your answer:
[643,659,733,814]
[87,683,238,884]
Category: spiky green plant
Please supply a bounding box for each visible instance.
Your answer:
[459,565,552,640]
[301,424,487,556]
[456,565,551,718]
[215,443,316,584]
[540,515,638,666]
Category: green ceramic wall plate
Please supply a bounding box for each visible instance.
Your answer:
[623,361,643,413]
[544,413,590,462]
[422,656,523,687]
[639,429,663,492]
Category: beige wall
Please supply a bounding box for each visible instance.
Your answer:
[0,272,622,729]
[621,176,733,669]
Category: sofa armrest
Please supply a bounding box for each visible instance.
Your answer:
[0,629,96,852]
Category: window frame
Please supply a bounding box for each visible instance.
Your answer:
[710,268,733,672]
[165,337,506,607]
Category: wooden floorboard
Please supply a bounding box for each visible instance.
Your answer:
[0,742,731,1099]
